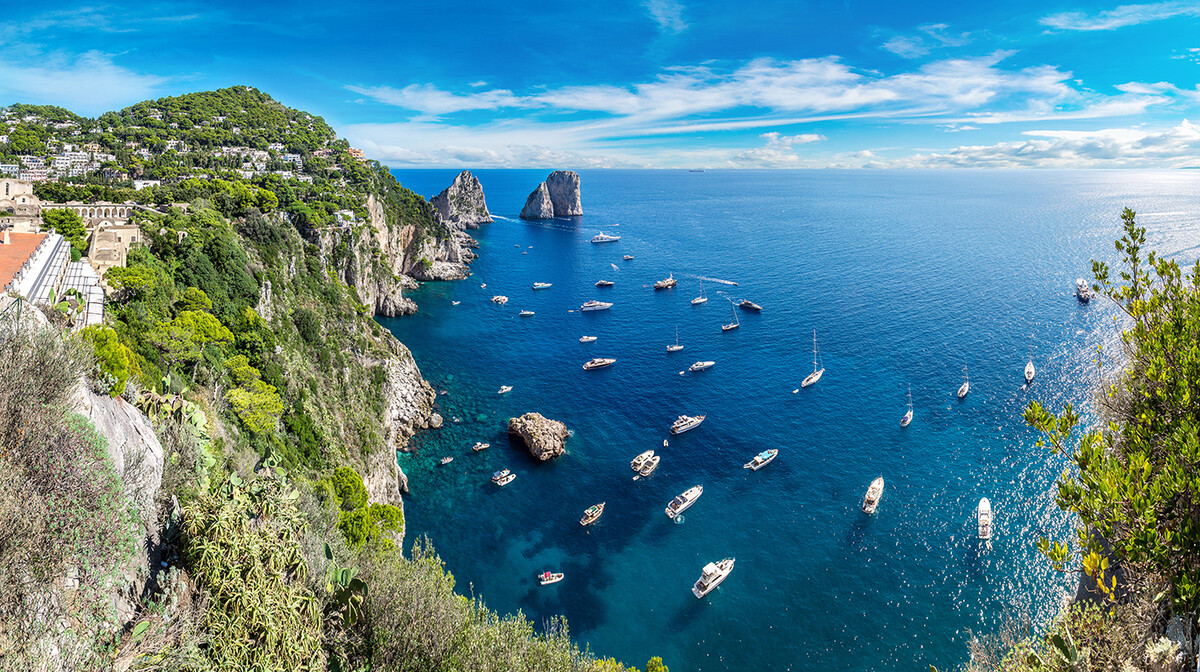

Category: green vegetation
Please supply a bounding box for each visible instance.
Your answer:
[42,208,88,256]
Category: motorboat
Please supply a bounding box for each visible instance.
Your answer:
[1025,359,1035,384]
[743,449,778,471]
[667,327,684,352]
[631,449,654,471]
[580,502,606,526]
[978,498,993,540]
[689,361,715,372]
[665,485,703,519]
[533,282,552,290]
[495,473,516,487]
[539,571,565,586]
[595,280,614,287]
[491,295,508,304]
[623,255,634,260]
[862,477,885,514]
[958,366,970,399]
[591,233,620,243]
[900,385,913,427]
[583,358,617,370]
[519,310,535,317]
[654,273,677,290]
[472,442,490,452]
[692,278,707,305]
[638,455,660,477]
[1076,278,1091,303]
[498,385,513,394]
[721,298,739,331]
[580,336,598,343]
[581,300,613,311]
[739,300,762,311]
[439,456,454,465]
[452,301,460,305]
[691,558,735,598]
[491,469,511,482]
[480,283,487,288]
[800,330,824,388]
[670,414,706,435]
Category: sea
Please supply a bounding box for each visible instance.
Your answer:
[378,169,1200,672]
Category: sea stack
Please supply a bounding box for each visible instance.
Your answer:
[430,170,493,229]
[507,412,569,461]
[519,170,582,219]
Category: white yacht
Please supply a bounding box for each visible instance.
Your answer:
[519,310,535,317]
[721,298,739,331]
[743,449,778,471]
[491,295,508,304]
[978,498,993,540]
[623,255,634,260]
[638,455,660,477]
[670,414,706,435]
[591,233,620,243]
[532,282,552,290]
[692,278,707,305]
[1076,278,1091,303]
[579,335,598,343]
[691,558,735,598]
[689,361,715,372]
[472,442,490,452]
[801,330,824,388]
[451,301,460,305]
[654,273,677,290]
[491,469,511,482]
[538,571,564,586]
[665,485,703,519]
[958,366,970,398]
[581,300,613,311]
[583,358,617,370]
[862,477,885,514]
[667,327,684,352]
[1025,359,1035,384]
[738,300,763,312]
[580,502,606,526]
[498,385,513,394]
[439,456,454,465]
[595,280,614,287]
[631,449,654,471]
[495,473,516,487]
[900,385,913,427]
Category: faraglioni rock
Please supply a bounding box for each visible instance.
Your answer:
[545,170,582,216]
[431,170,493,229]
[519,182,555,220]
[508,412,569,461]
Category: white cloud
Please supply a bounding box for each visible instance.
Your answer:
[468,80,488,88]
[644,0,687,34]
[761,132,826,147]
[1040,1,1200,31]
[344,83,527,117]
[0,50,166,115]
[882,36,929,59]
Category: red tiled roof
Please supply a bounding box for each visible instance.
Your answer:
[0,232,46,290]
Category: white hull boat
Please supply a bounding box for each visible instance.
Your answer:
[862,476,885,514]
[491,469,511,482]
[583,358,616,370]
[519,310,535,317]
[539,571,564,586]
[581,300,613,311]
[689,361,715,372]
[532,282,552,290]
[1076,278,1091,303]
[595,280,614,287]
[580,336,597,343]
[654,273,677,290]
[743,449,778,470]
[722,298,739,331]
[591,233,620,243]
[978,497,993,540]
[491,295,508,304]
[692,278,707,305]
[495,473,515,486]
[958,366,970,398]
[900,385,913,427]
[670,414,706,434]
[631,449,655,471]
[638,455,660,477]
[1025,360,1035,384]
[498,385,513,394]
[580,502,606,526]
[665,485,703,519]
[667,327,683,352]
[801,330,824,388]
[472,442,490,452]
[692,558,735,598]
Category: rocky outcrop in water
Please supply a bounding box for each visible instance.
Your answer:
[520,182,555,220]
[431,170,493,230]
[507,412,569,461]
[520,171,582,219]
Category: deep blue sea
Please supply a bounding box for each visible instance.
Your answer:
[379,169,1200,672]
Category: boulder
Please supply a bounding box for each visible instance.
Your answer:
[545,170,582,216]
[431,170,493,230]
[519,183,554,220]
[507,412,569,461]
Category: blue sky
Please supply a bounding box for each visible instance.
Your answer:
[5,1,1200,168]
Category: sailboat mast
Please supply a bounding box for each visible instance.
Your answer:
[812,330,818,373]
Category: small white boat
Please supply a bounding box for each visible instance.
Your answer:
[654,273,677,290]
[581,300,613,311]
[1075,278,1091,303]
[692,558,735,598]
[491,469,510,482]
[491,295,508,304]
[958,366,970,399]
[800,330,824,388]
[665,485,703,519]
[580,502,606,526]
[862,477,884,514]
[623,255,634,260]
[519,310,535,317]
[900,385,913,427]
[480,283,487,288]
[739,299,762,312]
[721,298,739,331]
[583,358,617,370]
[978,497,993,540]
[689,361,715,372]
[667,327,684,352]
[533,282,552,290]
[472,442,490,452]
[692,278,707,305]
[670,414,706,435]
[591,233,620,243]
[538,571,565,586]
[743,449,778,471]
[580,335,598,343]
[1024,359,1035,384]
[595,280,614,287]
[638,455,660,477]
[439,456,454,465]
[498,385,513,394]
[495,473,516,487]
[631,449,655,471]
[452,301,461,305]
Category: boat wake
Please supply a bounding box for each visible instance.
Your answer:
[690,274,739,286]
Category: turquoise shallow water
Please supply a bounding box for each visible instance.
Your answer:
[379,169,1200,672]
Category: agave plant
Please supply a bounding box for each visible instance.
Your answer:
[323,542,367,625]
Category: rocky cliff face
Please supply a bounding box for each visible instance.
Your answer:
[520,183,555,220]
[519,171,582,219]
[431,170,493,229]
[507,412,569,461]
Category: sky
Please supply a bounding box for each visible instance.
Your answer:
[4,0,1200,168]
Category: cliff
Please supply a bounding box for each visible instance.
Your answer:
[508,412,569,461]
[520,182,555,220]
[431,170,493,229]
[520,170,582,219]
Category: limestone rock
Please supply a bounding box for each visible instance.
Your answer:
[507,412,569,461]
[431,170,493,230]
[519,183,555,220]
[545,170,582,216]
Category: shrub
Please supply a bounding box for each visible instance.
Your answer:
[292,307,322,346]
[81,324,139,396]
[331,467,367,511]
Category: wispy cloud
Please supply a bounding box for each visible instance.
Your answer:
[0,50,167,114]
[881,23,972,58]
[644,0,687,34]
[882,36,929,59]
[1040,1,1200,31]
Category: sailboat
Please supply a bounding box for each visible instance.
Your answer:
[900,385,913,427]
[800,330,824,387]
[1024,336,1036,384]
[958,366,970,398]
[721,298,740,331]
[667,327,684,352]
[691,278,707,305]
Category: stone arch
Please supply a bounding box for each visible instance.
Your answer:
[88,208,96,217]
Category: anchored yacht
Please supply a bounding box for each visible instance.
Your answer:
[670,414,706,435]
[654,273,677,290]
[801,330,824,388]
[691,558,735,598]
[958,366,970,398]
[862,477,885,514]
[743,449,778,471]
[579,335,598,343]
[631,450,654,471]
[665,485,703,519]
[739,300,762,311]
[580,502,606,526]
[532,282,552,290]
[595,280,614,287]
[689,361,715,372]
[583,358,617,370]
[978,498,993,540]
[538,571,564,586]
[581,300,613,311]
[1076,278,1091,303]
[591,233,620,243]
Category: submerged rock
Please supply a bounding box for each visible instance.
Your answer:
[507,412,569,461]
[545,170,582,216]
[519,182,555,220]
[431,170,493,230]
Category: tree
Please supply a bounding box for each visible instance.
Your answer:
[1027,208,1200,609]
[176,286,213,312]
[42,208,88,255]
[331,467,368,511]
[222,354,282,434]
[80,325,139,397]
[646,657,669,672]
[147,320,201,375]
